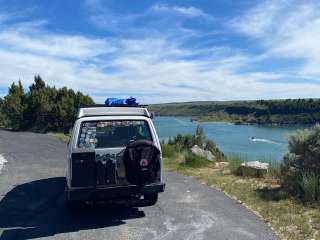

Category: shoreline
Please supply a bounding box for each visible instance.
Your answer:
[154,116,313,127]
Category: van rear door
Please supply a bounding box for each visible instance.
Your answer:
[71,151,96,188]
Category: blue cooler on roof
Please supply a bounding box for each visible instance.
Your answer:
[105,97,138,107]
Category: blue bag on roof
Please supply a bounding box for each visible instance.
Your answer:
[125,97,137,105]
[105,97,138,106]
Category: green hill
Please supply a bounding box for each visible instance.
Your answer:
[149,99,320,125]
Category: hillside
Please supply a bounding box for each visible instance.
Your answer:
[149,99,320,125]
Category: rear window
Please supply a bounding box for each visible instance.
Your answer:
[78,120,152,149]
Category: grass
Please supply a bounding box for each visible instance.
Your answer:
[164,156,320,240]
[227,155,243,175]
[161,143,177,159]
[184,151,211,168]
[47,132,70,143]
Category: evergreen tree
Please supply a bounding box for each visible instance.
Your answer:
[24,75,55,131]
[0,97,7,126]
[3,81,25,130]
[1,75,95,132]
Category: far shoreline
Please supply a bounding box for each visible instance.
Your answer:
[154,115,313,128]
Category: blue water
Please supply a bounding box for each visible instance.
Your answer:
[153,117,305,161]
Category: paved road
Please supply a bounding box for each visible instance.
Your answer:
[0,130,277,240]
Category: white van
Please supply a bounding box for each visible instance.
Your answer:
[65,105,165,208]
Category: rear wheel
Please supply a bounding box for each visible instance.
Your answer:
[144,193,158,206]
[66,191,84,211]
[66,200,84,211]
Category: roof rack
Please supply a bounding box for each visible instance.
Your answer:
[81,104,149,108]
[77,106,151,119]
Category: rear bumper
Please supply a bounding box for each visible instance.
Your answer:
[67,182,165,201]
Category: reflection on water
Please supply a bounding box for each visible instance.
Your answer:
[153,117,306,161]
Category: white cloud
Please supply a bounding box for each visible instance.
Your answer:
[151,4,209,18]
[1,3,320,103]
[1,27,319,104]
[229,0,289,38]
[84,3,212,36]
[230,0,320,79]
[0,29,116,60]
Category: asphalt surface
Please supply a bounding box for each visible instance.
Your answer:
[0,130,278,240]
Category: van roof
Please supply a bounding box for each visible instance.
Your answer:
[77,106,151,119]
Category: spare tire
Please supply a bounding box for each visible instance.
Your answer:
[123,140,160,185]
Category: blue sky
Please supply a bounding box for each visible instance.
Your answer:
[0,0,320,103]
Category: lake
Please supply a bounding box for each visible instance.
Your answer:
[153,117,306,161]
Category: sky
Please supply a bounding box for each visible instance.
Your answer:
[0,0,320,103]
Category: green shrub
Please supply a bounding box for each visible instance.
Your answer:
[166,125,224,162]
[205,139,224,161]
[300,172,319,202]
[280,153,302,195]
[228,155,243,175]
[170,125,211,151]
[241,167,266,178]
[267,161,282,179]
[171,132,197,150]
[195,125,206,147]
[204,139,216,153]
[161,143,176,158]
[281,124,320,197]
[183,151,210,168]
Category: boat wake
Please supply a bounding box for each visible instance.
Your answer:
[250,138,281,145]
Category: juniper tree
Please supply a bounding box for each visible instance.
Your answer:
[3,81,25,130]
